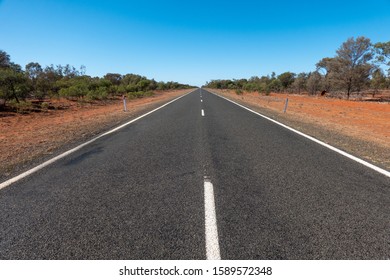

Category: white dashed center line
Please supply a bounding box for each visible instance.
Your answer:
[204,177,221,260]
[201,109,205,116]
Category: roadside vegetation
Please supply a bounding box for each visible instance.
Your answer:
[205,37,390,100]
[0,51,193,112]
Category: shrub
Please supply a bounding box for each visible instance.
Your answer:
[0,68,29,104]
[127,91,154,99]
[41,102,50,110]
[125,85,138,93]
[59,83,89,100]
[8,100,32,113]
[86,87,108,100]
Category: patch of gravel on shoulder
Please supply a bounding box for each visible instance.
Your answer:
[213,92,390,172]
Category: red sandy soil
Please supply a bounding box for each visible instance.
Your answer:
[0,89,192,178]
[210,89,390,170]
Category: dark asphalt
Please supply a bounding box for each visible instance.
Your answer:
[0,89,389,259]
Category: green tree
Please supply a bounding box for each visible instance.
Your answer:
[0,51,29,106]
[36,65,64,97]
[268,78,282,92]
[374,41,390,75]
[317,37,374,99]
[306,71,323,95]
[104,73,122,85]
[58,77,90,100]
[0,50,11,68]
[0,67,29,104]
[277,72,296,91]
[371,68,387,96]
[136,79,151,91]
[292,72,307,94]
[26,62,44,99]
[26,62,43,80]
[122,74,143,86]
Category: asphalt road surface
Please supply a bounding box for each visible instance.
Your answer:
[1,89,389,259]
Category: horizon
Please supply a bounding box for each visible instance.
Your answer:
[1,0,389,87]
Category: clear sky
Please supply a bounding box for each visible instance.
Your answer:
[1,0,389,86]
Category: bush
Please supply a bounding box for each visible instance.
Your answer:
[125,84,138,92]
[86,87,108,100]
[127,91,154,99]
[59,83,89,100]
[0,68,29,104]
[41,102,50,109]
[235,89,243,95]
[8,100,32,113]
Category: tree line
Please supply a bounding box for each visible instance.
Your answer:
[205,37,390,99]
[0,51,193,109]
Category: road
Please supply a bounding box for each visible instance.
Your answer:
[0,89,389,259]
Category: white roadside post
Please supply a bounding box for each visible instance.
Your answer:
[283,97,289,113]
[122,95,127,112]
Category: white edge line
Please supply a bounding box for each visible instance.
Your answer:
[0,89,198,190]
[207,90,390,178]
[204,178,221,260]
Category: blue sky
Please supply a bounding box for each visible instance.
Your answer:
[1,0,389,86]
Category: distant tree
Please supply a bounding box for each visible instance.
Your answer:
[0,50,11,68]
[277,72,296,91]
[248,76,260,83]
[1,49,194,109]
[306,71,322,95]
[371,68,387,96]
[291,72,307,94]
[58,76,90,100]
[98,78,113,88]
[79,65,86,76]
[233,79,248,89]
[136,79,151,91]
[148,79,158,90]
[63,64,80,78]
[122,74,143,86]
[157,81,167,90]
[374,41,390,77]
[26,62,43,80]
[317,37,374,99]
[0,67,29,104]
[316,57,335,92]
[268,78,282,92]
[25,62,44,99]
[36,65,64,96]
[166,81,180,89]
[0,52,29,106]
[246,76,270,93]
[104,73,122,85]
